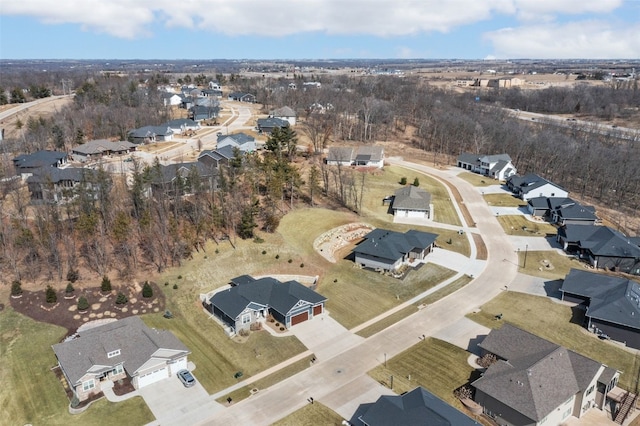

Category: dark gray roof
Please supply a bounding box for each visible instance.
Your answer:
[257,117,289,129]
[217,133,255,145]
[72,139,136,155]
[506,173,565,195]
[457,153,511,167]
[473,324,603,422]
[353,229,438,263]
[490,159,510,174]
[554,203,597,221]
[358,386,477,426]
[559,225,640,258]
[198,145,237,162]
[562,268,640,330]
[13,150,67,169]
[527,197,549,209]
[270,106,296,117]
[27,167,93,184]
[393,185,431,211]
[356,145,384,162]
[52,316,189,385]
[230,275,256,286]
[210,277,326,319]
[457,152,481,165]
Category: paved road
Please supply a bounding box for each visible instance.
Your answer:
[176,158,519,425]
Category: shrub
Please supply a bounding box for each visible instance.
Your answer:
[279,327,285,331]
[173,283,178,290]
[66,268,79,283]
[65,283,75,294]
[399,177,407,185]
[412,177,420,187]
[142,281,153,298]
[11,280,23,296]
[101,276,112,292]
[115,292,128,305]
[45,285,57,303]
[177,275,182,280]
[215,248,219,254]
[275,254,280,259]
[253,237,264,243]
[288,258,293,263]
[262,250,267,255]
[70,395,80,408]
[300,263,304,268]
[333,279,338,283]
[165,281,169,286]
[77,296,89,311]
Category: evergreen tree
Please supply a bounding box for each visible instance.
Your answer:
[45,285,57,303]
[101,276,112,292]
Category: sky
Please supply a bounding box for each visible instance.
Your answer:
[1,0,639,60]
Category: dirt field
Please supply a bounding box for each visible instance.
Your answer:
[1,97,74,139]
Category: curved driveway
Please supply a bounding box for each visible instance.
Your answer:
[161,157,520,426]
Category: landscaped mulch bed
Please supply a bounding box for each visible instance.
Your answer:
[10,281,165,337]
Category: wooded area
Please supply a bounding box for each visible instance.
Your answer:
[1,70,638,284]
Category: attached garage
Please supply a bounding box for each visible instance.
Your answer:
[313,305,323,316]
[290,311,309,326]
[168,357,188,375]
[136,366,169,388]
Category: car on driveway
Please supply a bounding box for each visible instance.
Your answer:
[177,369,196,388]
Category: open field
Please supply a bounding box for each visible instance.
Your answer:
[0,307,154,426]
[483,193,526,207]
[457,172,498,187]
[368,338,475,414]
[272,402,344,426]
[517,250,585,280]
[497,215,557,236]
[466,292,638,390]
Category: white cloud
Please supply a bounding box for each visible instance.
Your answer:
[484,21,640,59]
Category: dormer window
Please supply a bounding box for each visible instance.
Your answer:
[107,349,121,358]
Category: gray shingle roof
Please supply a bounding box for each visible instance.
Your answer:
[270,106,296,117]
[560,225,640,258]
[153,162,211,183]
[72,139,136,156]
[257,117,289,129]
[353,229,438,263]
[358,386,477,426]
[164,118,199,129]
[392,185,431,211]
[473,324,602,422]
[210,277,326,319]
[217,133,255,145]
[13,150,67,169]
[561,268,640,330]
[27,167,94,184]
[327,147,354,162]
[52,316,189,385]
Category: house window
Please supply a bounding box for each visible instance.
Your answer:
[242,314,251,324]
[82,379,95,392]
[107,349,121,358]
[112,365,124,376]
[563,407,572,419]
[585,385,595,396]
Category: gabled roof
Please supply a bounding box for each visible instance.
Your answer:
[52,316,189,385]
[327,146,384,163]
[490,159,510,174]
[356,145,384,162]
[473,324,604,422]
[327,147,354,162]
[217,132,255,146]
[358,386,477,426]
[559,225,640,258]
[72,139,136,155]
[164,118,200,129]
[457,152,481,165]
[27,167,94,184]
[561,268,640,330]
[481,153,512,164]
[353,229,438,263]
[257,117,289,129]
[152,162,211,183]
[527,197,549,209]
[392,185,431,211]
[128,125,173,138]
[554,203,597,221]
[457,152,511,166]
[507,173,565,195]
[270,106,296,117]
[209,277,326,319]
[13,150,67,169]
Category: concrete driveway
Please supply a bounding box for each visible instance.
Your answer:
[139,370,213,424]
[291,314,364,361]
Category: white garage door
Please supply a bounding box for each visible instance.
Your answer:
[169,357,188,375]
[137,366,168,388]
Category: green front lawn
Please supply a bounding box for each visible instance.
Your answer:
[368,338,474,412]
[272,402,344,426]
[516,250,585,280]
[0,308,154,426]
[457,172,497,187]
[483,193,526,207]
[466,292,638,390]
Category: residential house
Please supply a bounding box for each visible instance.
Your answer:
[456,153,516,180]
[506,173,568,201]
[216,132,258,153]
[269,106,297,125]
[197,145,238,170]
[189,105,220,122]
[160,92,182,107]
[257,117,289,134]
[150,161,216,197]
[355,386,477,426]
[163,118,201,135]
[227,92,256,103]
[27,167,99,204]
[391,185,432,219]
[206,276,326,336]
[71,139,137,162]
[557,225,640,275]
[325,146,385,168]
[352,228,438,272]
[52,316,190,401]
[208,81,221,90]
[202,88,222,98]
[560,268,640,349]
[472,324,620,426]
[13,150,68,177]
[526,197,597,226]
[128,126,174,144]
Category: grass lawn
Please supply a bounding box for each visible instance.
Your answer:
[360,165,462,226]
[497,215,557,236]
[215,357,313,404]
[368,338,474,413]
[457,172,498,187]
[483,193,526,207]
[322,262,456,329]
[0,307,154,426]
[466,292,638,390]
[272,402,344,426]
[517,250,585,280]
